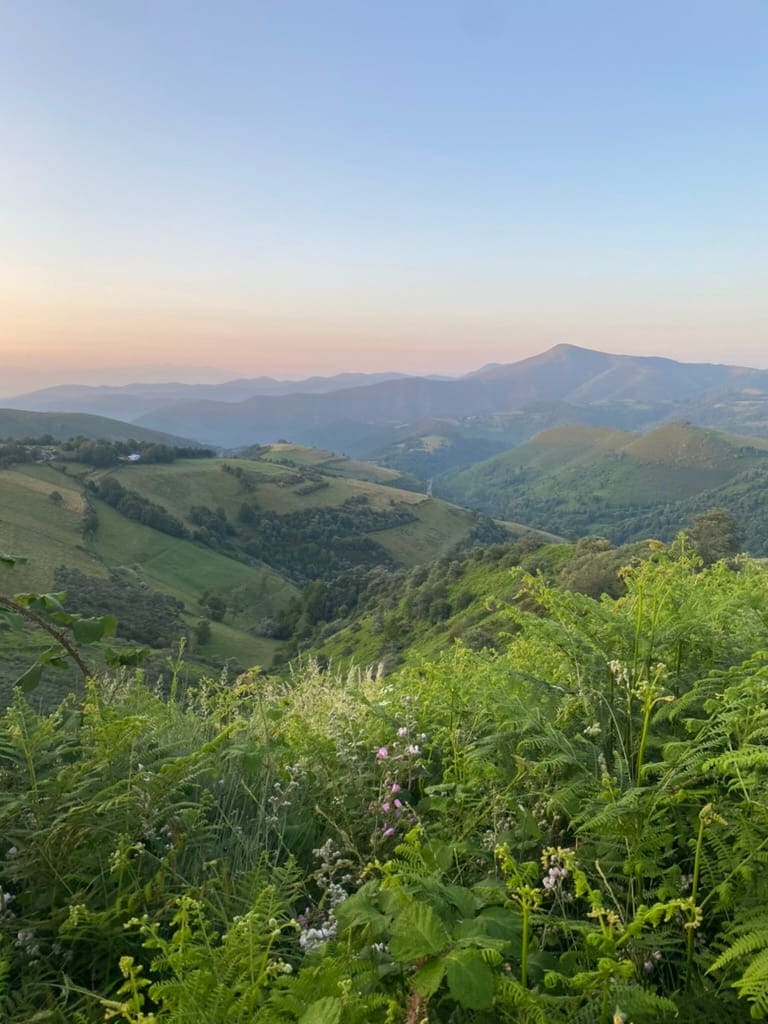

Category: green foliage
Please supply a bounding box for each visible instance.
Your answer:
[237,496,413,583]
[53,568,187,647]
[4,551,768,1022]
[686,506,741,565]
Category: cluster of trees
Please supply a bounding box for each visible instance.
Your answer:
[438,453,767,557]
[53,567,187,646]
[612,476,767,556]
[0,441,41,468]
[262,541,529,662]
[88,477,189,538]
[272,509,742,670]
[236,496,417,582]
[0,436,215,469]
[65,439,215,467]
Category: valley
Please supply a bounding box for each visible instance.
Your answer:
[0,440,519,701]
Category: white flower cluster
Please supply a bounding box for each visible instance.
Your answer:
[297,839,353,954]
[298,923,336,952]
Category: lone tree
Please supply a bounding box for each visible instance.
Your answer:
[687,507,741,565]
[193,618,212,646]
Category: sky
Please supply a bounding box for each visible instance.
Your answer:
[1,0,767,389]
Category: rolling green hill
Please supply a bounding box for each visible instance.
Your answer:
[249,442,421,489]
[0,407,196,444]
[95,452,505,575]
[1,446,526,695]
[437,421,768,552]
[0,463,296,694]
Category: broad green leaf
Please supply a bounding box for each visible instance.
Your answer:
[104,646,150,667]
[16,592,66,612]
[412,957,445,998]
[38,646,69,669]
[335,883,388,937]
[15,663,43,693]
[298,996,342,1024]
[100,614,118,638]
[445,948,496,1010]
[0,609,24,629]
[390,902,450,962]
[475,906,523,942]
[445,884,477,918]
[49,611,76,626]
[73,616,112,643]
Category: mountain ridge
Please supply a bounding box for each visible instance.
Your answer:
[132,345,768,450]
[6,344,768,454]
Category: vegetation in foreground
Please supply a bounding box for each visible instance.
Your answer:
[3,546,768,1021]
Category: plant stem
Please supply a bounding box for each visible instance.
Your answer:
[0,592,92,678]
[686,810,706,985]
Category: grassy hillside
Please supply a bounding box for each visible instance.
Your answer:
[1,446,522,696]
[248,442,417,487]
[0,465,104,592]
[0,462,298,697]
[0,407,195,444]
[304,534,656,673]
[99,453,501,573]
[437,421,768,551]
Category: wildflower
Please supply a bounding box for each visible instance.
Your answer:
[394,798,403,809]
[643,959,654,973]
[390,783,401,794]
[406,744,420,756]
[376,747,389,761]
[381,802,391,813]
[397,726,408,737]
[383,827,396,838]
[7,847,17,858]
[298,924,335,952]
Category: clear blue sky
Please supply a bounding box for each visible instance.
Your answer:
[1,0,766,385]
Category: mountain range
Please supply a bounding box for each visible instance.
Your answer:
[0,371,418,420]
[4,344,768,454]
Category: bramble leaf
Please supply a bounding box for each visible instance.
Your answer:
[390,902,450,962]
[445,948,496,1009]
